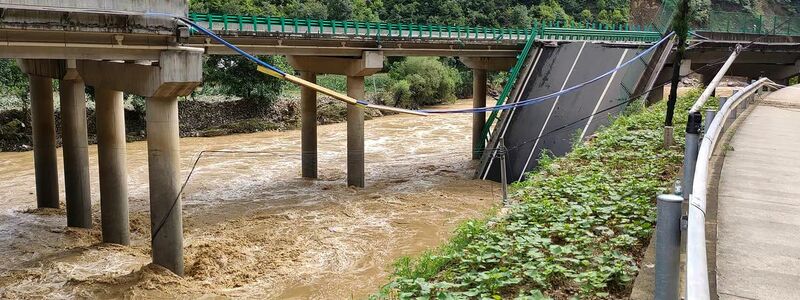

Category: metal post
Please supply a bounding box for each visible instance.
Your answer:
[655,194,684,300]
[683,112,702,200]
[499,137,508,205]
[718,96,729,130]
[704,109,716,135]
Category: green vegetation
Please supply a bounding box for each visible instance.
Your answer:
[374,91,708,299]
[385,58,462,109]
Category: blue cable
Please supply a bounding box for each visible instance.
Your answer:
[175,16,287,76]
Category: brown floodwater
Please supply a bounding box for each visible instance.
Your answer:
[0,100,500,299]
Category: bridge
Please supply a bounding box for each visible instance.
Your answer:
[2,0,800,287]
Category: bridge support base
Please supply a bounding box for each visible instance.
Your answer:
[146,96,184,275]
[347,76,366,188]
[301,71,318,179]
[60,77,92,228]
[96,89,130,245]
[30,75,60,209]
[472,69,487,160]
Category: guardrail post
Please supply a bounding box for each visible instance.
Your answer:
[499,137,509,206]
[704,109,716,134]
[683,112,702,200]
[655,193,683,300]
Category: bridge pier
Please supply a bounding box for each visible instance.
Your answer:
[146,96,183,275]
[59,74,92,228]
[29,74,60,209]
[459,57,516,160]
[300,71,318,179]
[288,52,383,187]
[472,69,487,159]
[347,76,366,187]
[95,88,130,245]
[77,50,203,275]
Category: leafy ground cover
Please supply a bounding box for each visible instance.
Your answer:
[376,90,707,299]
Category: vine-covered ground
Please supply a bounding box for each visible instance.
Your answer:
[377,91,706,299]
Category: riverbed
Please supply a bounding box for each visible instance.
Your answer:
[0,100,499,299]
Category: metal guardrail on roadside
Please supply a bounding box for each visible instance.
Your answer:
[655,72,782,299]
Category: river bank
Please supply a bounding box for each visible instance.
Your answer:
[0,100,500,298]
[0,95,385,152]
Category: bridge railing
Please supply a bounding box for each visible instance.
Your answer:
[188,13,663,43]
[697,11,800,36]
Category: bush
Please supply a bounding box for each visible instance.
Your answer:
[385,57,461,109]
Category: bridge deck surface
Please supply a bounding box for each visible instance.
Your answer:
[716,86,800,299]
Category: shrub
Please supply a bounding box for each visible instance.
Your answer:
[386,57,461,109]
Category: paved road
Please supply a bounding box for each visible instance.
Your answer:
[716,86,800,299]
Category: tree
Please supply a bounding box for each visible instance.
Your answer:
[0,59,30,119]
[503,5,534,28]
[283,0,329,19]
[387,57,461,108]
[578,9,594,22]
[534,0,571,22]
[203,55,291,105]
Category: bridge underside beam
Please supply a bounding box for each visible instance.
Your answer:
[199,41,521,58]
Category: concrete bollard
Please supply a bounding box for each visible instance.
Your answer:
[683,112,702,200]
[655,194,684,300]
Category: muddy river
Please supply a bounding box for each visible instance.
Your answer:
[0,100,499,299]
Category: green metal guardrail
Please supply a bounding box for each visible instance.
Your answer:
[188,13,663,43]
[697,11,800,36]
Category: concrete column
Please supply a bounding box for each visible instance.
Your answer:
[59,78,92,228]
[96,89,130,245]
[146,97,183,275]
[29,75,59,208]
[300,71,318,179]
[679,59,692,77]
[472,69,488,160]
[346,76,365,188]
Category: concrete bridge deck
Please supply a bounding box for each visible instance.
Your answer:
[716,86,800,299]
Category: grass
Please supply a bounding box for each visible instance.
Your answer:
[374,90,710,299]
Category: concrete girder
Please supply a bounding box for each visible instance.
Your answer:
[459,57,517,72]
[287,51,384,76]
[78,51,202,98]
[18,51,203,96]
